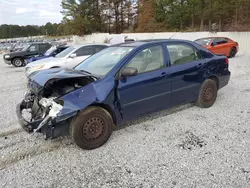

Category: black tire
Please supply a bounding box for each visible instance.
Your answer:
[12,58,24,67]
[70,106,113,150]
[196,79,218,108]
[229,47,237,58]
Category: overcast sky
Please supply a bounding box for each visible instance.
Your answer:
[0,0,63,26]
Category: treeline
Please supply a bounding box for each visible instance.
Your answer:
[1,0,250,39]
[60,0,137,35]
[0,22,63,39]
[137,0,250,32]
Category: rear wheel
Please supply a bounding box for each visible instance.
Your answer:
[229,47,237,58]
[70,106,113,150]
[12,58,24,67]
[196,79,218,108]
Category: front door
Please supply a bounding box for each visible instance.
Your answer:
[166,43,205,105]
[117,45,171,120]
[25,44,39,58]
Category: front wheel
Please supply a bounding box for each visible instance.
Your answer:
[12,58,24,67]
[196,79,218,108]
[70,107,114,150]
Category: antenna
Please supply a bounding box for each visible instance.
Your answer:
[169,33,176,39]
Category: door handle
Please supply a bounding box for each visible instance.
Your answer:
[197,63,203,68]
[161,72,168,77]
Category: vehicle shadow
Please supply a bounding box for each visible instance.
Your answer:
[115,103,194,131]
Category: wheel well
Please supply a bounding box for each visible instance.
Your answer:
[90,103,117,125]
[207,76,219,88]
[12,57,24,61]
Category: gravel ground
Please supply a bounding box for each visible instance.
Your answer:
[0,53,250,188]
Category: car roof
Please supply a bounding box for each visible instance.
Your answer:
[111,39,195,47]
[72,43,109,48]
[195,37,229,40]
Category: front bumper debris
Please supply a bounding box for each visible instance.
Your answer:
[16,97,68,139]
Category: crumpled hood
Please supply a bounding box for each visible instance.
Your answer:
[28,68,93,88]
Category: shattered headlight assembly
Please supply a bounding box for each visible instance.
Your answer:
[33,98,63,133]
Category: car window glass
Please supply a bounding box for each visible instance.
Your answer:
[28,45,38,52]
[75,46,94,56]
[126,45,164,73]
[56,46,75,58]
[95,45,107,53]
[75,46,134,76]
[166,44,201,66]
[213,38,228,45]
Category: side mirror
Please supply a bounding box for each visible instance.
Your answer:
[121,67,138,77]
[69,53,77,58]
[211,43,215,46]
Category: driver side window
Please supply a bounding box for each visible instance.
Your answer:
[126,45,164,74]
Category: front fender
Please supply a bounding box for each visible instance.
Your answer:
[56,78,115,122]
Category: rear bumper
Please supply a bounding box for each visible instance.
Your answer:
[219,71,231,89]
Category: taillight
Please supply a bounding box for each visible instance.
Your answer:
[225,58,229,64]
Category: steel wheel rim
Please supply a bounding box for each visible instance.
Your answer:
[81,117,105,141]
[203,85,213,102]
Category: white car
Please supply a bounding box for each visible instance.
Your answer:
[25,44,109,76]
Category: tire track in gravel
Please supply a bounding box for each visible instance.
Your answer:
[0,127,23,137]
[0,136,73,170]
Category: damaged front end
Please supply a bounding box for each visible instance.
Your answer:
[16,68,96,139]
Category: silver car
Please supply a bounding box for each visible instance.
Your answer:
[25,44,109,76]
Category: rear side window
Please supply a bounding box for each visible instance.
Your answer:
[166,44,202,66]
[213,38,228,45]
[39,43,51,52]
[75,46,94,56]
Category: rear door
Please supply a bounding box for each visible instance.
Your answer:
[165,43,205,105]
[66,46,94,68]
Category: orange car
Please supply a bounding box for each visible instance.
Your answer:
[194,37,239,58]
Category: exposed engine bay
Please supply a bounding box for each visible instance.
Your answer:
[42,77,95,98]
[17,76,96,138]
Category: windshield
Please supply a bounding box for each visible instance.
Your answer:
[195,38,212,46]
[75,46,134,76]
[44,46,56,56]
[55,46,75,58]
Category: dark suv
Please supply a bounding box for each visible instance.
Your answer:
[3,42,52,67]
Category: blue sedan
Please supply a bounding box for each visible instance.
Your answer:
[27,45,69,63]
[17,39,230,150]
